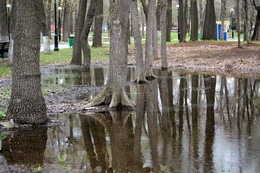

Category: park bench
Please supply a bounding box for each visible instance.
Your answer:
[0,41,10,59]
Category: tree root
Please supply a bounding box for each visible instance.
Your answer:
[84,85,135,110]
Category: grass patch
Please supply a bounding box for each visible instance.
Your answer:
[0,62,11,78]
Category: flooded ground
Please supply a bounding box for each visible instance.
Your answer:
[0,66,259,173]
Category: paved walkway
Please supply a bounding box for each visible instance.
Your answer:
[40,41,109,51]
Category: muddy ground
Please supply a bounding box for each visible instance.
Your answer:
[0,41,259,115]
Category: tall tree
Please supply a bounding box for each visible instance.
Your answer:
[202,0,217,40]
[40,0,51,54]
[190,0,199,41]
[0,0,9,40]
[71,0,87,65]
[130,0,146,83]
[81,0,96,70]
[161,0,168,69]
[250,0,260,40]
[237,0,241,47]
[62,0,71,42]
[166,0,172,42]
[145,0,157,78]
[243,0,250,42]
[92,0,103,47]
[6,0,47,124]
[178,0,185,42]
[85,0,134,109]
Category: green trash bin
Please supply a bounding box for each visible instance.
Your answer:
[69,36,74,48]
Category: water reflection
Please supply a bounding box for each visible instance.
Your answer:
[0,68,259,172]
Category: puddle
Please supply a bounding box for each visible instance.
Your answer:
[0,66,259,172]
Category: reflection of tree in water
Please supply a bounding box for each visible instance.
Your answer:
[203,75,216,173]
[1,128,47,166]
[80,115,107,172]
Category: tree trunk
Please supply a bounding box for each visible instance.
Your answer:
[202,0,217,40]
[130,0,146,83]
[81,0,96,70]
[0,0,9,40]
[161,0,168,69]
[62,0,70,42]
[183,0,188,41]
[243,0,250,42]
[6,0,47,124]
[46,0,52,39]
[85,0,134,109]
[190,0,199,41]
[251,8,260,41]
[166,0,172,42]
[179,0,185,42]
[153,13,159,60]
[71,0,87,65]
[145,0,156,78]
[237,0,241,47]
[198,0,204,35]
[92,0,103,47]
[40,0,51,54]
[152,15,159,62]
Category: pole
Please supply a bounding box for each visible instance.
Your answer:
[54,0,59,51]
[231,10,234,39]
[177,5,180,41]
[58,0,61,41]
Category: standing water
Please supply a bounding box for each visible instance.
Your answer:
[0,66,259,173]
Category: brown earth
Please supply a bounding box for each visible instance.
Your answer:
[128,41,260,79]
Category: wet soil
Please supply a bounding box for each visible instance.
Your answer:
[0,41,259,116]
[128,41,260,79]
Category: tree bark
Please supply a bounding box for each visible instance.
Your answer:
[81,0,96,70]
[251,0,260,41]
[190,0,199,41]
[46,0,52,39]
[85,0,134,109]
[178,0,185,42]
[161,0,168,69]
[62,0,70,42]
[243,0,250,42]
[71,0,87,65]
[130,0,146,83]
[202,0,217,40]
[6,0,47,124]
[92,0,103,47]
[145,0,157,78]
[0,0,9,40]
[237,0,241,47]
[166,0,172,42]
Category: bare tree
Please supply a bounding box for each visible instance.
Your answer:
[145,0,157,78]
[190,0,199,41]
[130,0,146,83]
[202,0,217,40]
[7,0,47,124]
[40,0,51,54]
[250,0,260,40]
[92,0,103,47]
[166,0,172,42]
[85,0,134,109]
[161,0,168,68]
[71,0,87,65]
[81,0,96,70]
[237,0,242,47]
